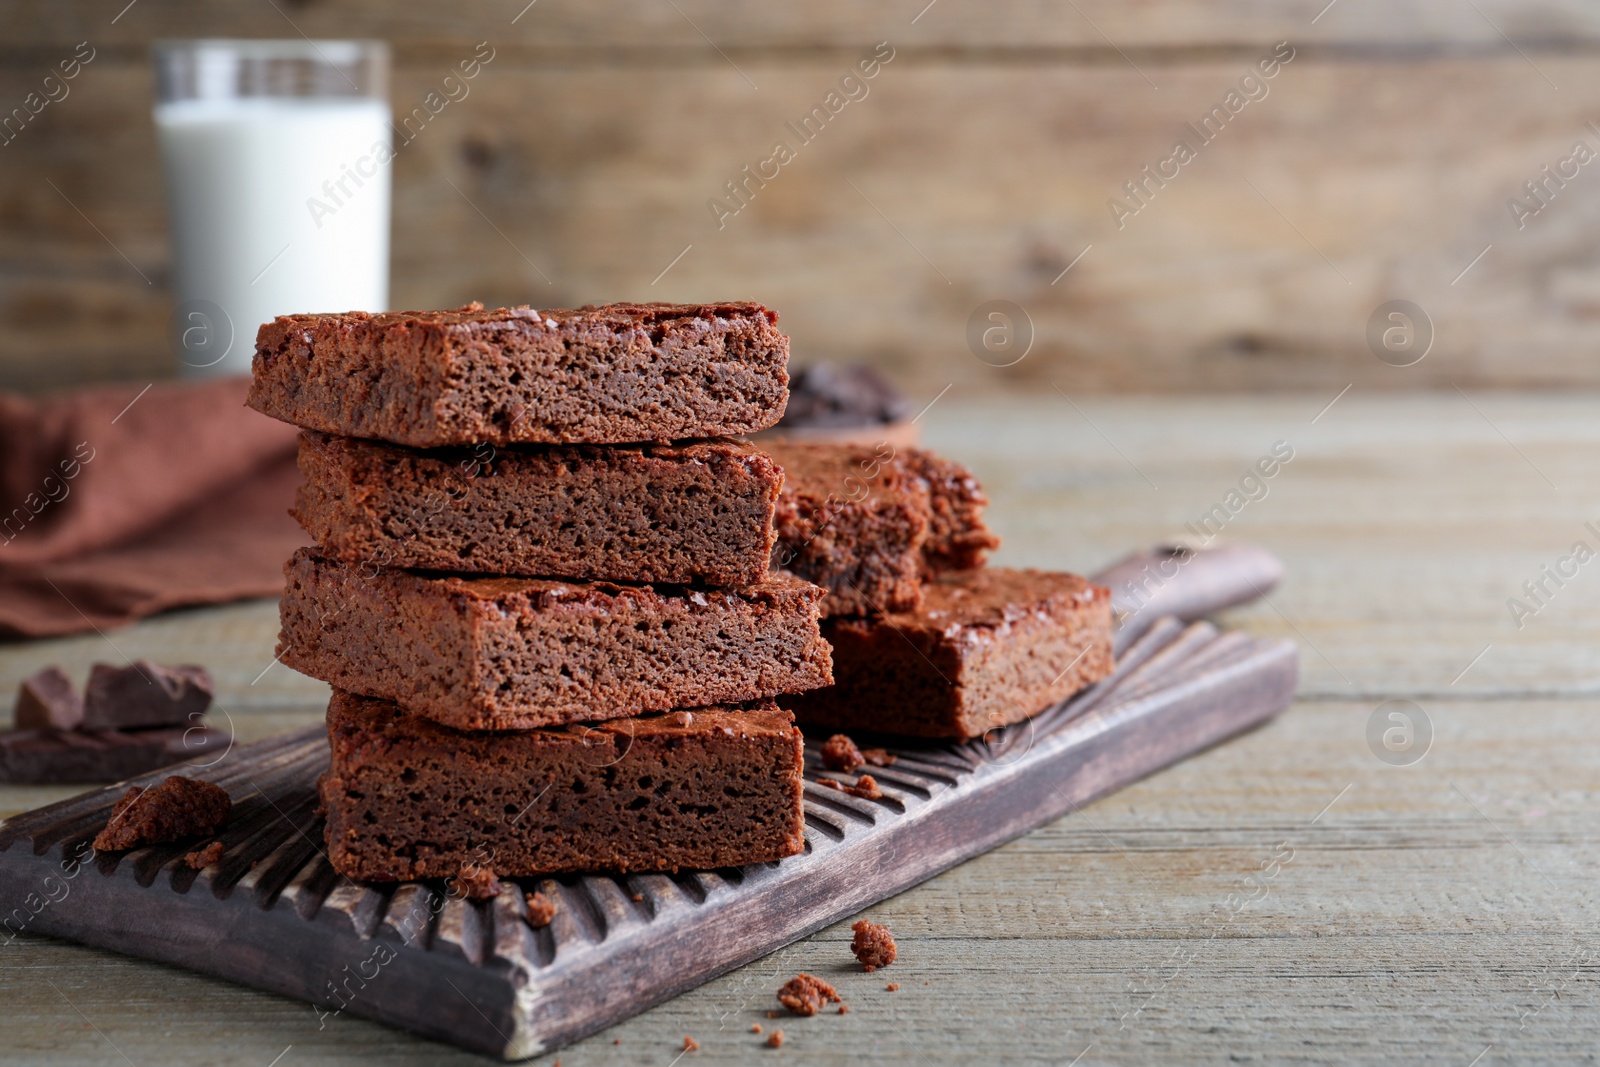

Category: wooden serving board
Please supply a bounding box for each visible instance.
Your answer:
[0,547,1298,1060]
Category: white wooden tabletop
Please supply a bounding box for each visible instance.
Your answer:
[2,392,1596,1066]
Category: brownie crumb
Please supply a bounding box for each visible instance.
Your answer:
[450,861,501,900]
[820,733,864,772]
[838,1003,849,1014]
[887,982,899,992]
[93,776,231,851]
[819,774,884,800]
[183,840,225,869]
[851,919,897,971]
[778,973,840,1016]
[751,1023,763,1033]
[767,1030,785,1048]
[861,748,896,767]
[525,890,556,927]
[683,1035,699,1052]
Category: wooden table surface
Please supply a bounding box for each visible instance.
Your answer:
[2,392,1597,1066]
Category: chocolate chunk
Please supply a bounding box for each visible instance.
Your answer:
[82,661,213,730]
[0,725,230,784]
[13,666,83,730]
[777,363,913,431]
[850,919,897,971]
[93,776,231,851]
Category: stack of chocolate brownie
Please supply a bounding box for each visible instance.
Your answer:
[762,439,1117,740]
[248,302,833,883]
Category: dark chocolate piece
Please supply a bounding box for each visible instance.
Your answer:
[13,666,83,730]
[776,363,912,431]
[0,726,230,784]
[82,661,214,730]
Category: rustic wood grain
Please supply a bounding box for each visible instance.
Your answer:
[0,599,1298,1057]
[4,0,1599,50]
[2,5,1599,393]
[1,396,1598,1063]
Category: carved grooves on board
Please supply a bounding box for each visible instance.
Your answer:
[0,618,1253,974]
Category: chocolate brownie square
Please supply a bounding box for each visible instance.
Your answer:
[764,442,999,616]
[293,431,781,587]
[249,301,789,447]
[785,568,1114,739]
[279,548,832,731]
[320,691,806,881]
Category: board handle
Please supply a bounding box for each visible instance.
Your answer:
[1092,542,1284,641]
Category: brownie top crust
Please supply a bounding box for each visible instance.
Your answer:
[354,556,824,612]
[250,300,790,447]
[888,568,1108,635]
[267,301,774,334]
[327,690,798,765]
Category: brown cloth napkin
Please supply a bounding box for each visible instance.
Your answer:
[0,376,307,640]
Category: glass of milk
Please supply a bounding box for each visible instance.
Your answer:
[154,40,391,378]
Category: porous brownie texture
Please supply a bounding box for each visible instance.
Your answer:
[764,442,999,616]
[293,431,781,586]
[900,449,1001,574]
[249,301,790,447]
[320,691,806,881]
[93,776,232,851]
[777,974,841,1016]
[785,568,1115,739]
[851,919,897,970]
[279,548,832,731]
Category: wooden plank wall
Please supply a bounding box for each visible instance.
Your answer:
[2,1,1599,395]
